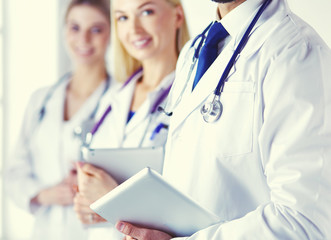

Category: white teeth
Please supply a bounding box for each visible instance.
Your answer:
[134,39,149,47]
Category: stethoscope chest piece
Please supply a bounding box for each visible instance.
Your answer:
[200,94,223,123]
[73,119,95,146]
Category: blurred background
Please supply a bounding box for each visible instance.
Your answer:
[0,0,330,239]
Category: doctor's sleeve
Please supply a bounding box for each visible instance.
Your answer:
[172,42,331,239]
[5,92,47,213]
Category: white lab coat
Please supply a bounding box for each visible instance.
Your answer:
[163,0,331,239]
[6,77,111,240]
[87,70,174,239]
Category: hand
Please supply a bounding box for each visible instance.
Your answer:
[32,180,75,206]
[65,165,78,186]
[116,221,172,240]
[73,193,106,225]
[76,162,118,203]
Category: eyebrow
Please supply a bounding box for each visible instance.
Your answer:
[67,20,108,27]
[137,1,156,9]
[114,1,156,14]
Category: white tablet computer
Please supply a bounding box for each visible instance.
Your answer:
[90,167,220,237]
[81,146,164,184]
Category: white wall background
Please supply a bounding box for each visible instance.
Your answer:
[3,1,61,239]
[2,0,331,239]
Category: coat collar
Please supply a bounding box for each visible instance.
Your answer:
[124,70,175,136]
[170,47,234,131]
[102,69,174,144]
[169,0,287,132]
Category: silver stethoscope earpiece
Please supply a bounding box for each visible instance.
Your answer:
[200,94,223,123]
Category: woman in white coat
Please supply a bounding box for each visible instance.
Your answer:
[73,0,190,239]
[5,0,111,239]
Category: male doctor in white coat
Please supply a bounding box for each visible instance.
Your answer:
[115,0,331,239]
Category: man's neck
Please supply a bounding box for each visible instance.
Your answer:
[218,0,247,18]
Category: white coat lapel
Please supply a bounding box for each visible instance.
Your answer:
[169,1,279,133]
[93,70,144,147]
[81,83,124,149]
[125,101,149,136]
[30,82,67,183]
[125,71,175,136]
[170,47,235,132]
[90,96,122,148]
[112,80,136,146]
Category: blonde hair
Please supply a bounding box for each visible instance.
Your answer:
[111,0,190,83]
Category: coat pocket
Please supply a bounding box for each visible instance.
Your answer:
[203,81,255,157]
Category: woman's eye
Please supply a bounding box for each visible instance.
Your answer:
[141,9,154,16]
[71,25,79,32]
[117,15,128,22]
[91,27,102,34]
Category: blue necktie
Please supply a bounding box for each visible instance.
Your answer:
[192,22,229,90]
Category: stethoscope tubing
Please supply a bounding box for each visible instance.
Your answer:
[88,69,172,145]
[214,0,272,96]
[90,105,112,135]
[190,22,213,60]
[159,0,272,119]
[38,72,72,122]
[38,73,110,123]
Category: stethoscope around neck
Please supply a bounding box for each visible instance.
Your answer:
[159,0,271,123]
[33,72,111,159]
[37,72,110,129]
[82,68,173,148]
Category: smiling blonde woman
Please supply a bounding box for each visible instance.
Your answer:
[111,0,190,84]
[73,0,190,239]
